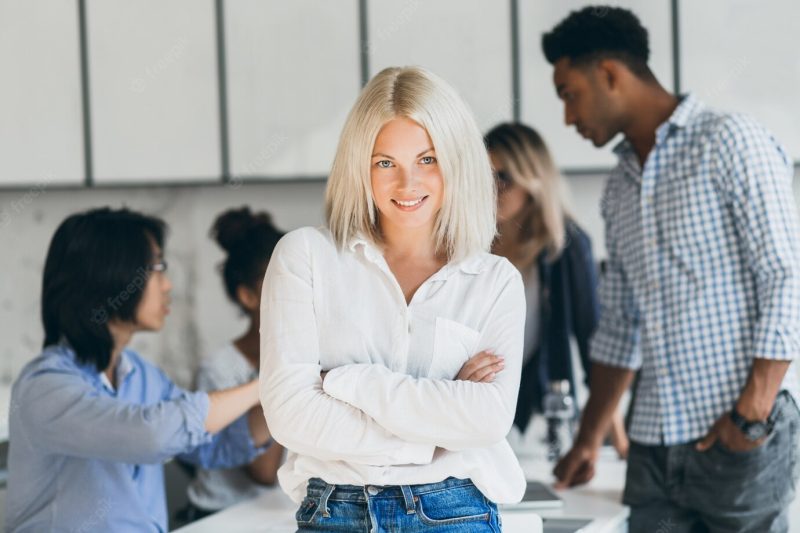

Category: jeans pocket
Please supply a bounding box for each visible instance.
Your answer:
[415,487,490,526]
[711,438,770,461]
[295,496,321,525]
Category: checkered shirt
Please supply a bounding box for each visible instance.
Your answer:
[590,93,800,445]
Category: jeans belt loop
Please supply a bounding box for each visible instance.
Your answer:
[319,483,335,518]
[400,485,416,515]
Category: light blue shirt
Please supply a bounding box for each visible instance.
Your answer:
[6,343,263,532]
[591,94,800,445]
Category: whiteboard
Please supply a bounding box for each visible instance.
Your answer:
[225,0,360,179]
[0,0,84,186]
[519,0,675,171]
[681,0,800,163]
[368,0,514,132]
[87,0,221,184]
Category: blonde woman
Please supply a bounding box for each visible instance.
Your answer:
[485,123,628,459]
[260,67,526,531]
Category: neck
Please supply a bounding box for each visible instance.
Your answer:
[621,83,679,165]
[380,221,439,261]
[234,317,260,369]
[496,215,524,245]
[105,322,133,386]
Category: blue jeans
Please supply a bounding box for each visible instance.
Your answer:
[623,391,800,533]
[295,477,502,532]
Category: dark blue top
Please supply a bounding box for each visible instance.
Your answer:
[513,220,600,433]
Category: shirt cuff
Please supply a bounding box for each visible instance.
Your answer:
[589,323,642,370]
[753,324,800,361]
[322,364,370,406]
[227,413,270,461]
[181,390,213,448]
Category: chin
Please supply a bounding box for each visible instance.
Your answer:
[137,318,165,332]
[387,214,436,230]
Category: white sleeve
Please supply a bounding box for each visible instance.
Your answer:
[259,229,435,466]
[322,268,525,451]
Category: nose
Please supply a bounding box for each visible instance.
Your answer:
[162,274,173,292]
[398,165,419,192]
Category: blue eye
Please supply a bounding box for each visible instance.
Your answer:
[420,156,436,165]
[376,160,393,169]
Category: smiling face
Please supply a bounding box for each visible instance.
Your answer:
[370,117,444,238]
[553,57,625,147]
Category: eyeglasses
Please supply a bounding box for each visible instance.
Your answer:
[147,260,168,273]
[494,170,512,184]
[494,170,512,192]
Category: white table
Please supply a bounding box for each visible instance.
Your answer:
[517,448,629,533]
[175,449,628,533]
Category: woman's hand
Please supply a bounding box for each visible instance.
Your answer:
[456,351,505,382]
[205,380,261,434]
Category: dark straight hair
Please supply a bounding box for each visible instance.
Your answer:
[41,207,166,372]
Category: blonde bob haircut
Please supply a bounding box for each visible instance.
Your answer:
[325,66,496,261]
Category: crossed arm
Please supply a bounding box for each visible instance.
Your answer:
[259,232,526,465]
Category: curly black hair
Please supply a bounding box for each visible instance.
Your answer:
[542,6,653,79]
[210,206,283,311]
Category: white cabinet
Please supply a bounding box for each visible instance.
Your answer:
[681,0,800,162]
[225,0,361,179]
[367,0,514,132]
[87,0,221,183]
[0,0,84,186]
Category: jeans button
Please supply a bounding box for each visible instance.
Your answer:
[367,486,380,496]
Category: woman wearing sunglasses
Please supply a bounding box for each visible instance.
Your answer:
[485,123,628,459]
[6,207,271,533]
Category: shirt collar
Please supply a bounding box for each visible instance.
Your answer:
[347,234,383,264]
[614,93,704,155]
[613,93,704,179]
[666,92,703,129]
[98,350,136,392]
[347,234,488,280]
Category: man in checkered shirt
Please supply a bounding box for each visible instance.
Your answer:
[543,6,800,532]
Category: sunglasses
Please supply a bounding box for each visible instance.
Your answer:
[493,170,513,192]
[494,170,512,184]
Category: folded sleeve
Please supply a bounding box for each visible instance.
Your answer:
[715,115,800,361]
[14,366,213,464]
[177,413,268,469]
[589,176,642,370]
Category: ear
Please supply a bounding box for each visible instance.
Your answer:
[596,59,624,91]
[236,284,260,313]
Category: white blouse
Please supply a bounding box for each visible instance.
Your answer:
[259,227,527,504]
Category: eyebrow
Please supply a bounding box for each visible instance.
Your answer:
[371,147,435,159]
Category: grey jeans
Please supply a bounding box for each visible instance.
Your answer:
[623,391,800,533]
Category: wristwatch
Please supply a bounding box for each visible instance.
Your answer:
[729,406,777,441]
